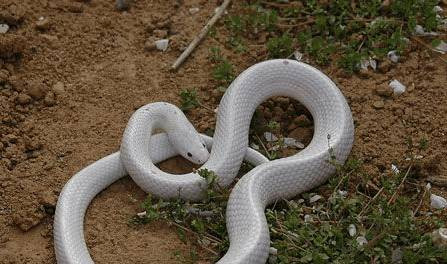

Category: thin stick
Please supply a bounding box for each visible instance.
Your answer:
[357,187,383,218]
[413,183,428,216]
[387,165,412,205]
[171,0,232,70]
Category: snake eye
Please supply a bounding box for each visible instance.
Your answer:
[202,143,206,148]
[187,152,192,157]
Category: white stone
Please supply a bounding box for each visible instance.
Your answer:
[348,224,357,237]
[309,194,322,203]
[269,247,278,255]
[338,190,348,197]
[155,39,169,51]
[414,25,425,35]
[387,50,400,63]
[0,24,9,34]
[304,214,313,223]
[431,194,447,209]
[137,211,147,218]
[389,79,406,95]
[356,236,368,246]
[189,7,200,15]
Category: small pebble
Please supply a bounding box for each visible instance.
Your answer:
[304,214,313,223]
[189,7,200,15]
[0,24,9,34]
[264,132,278,142]
[391,164,400,174]
[338,190,348,197]
[137,211,146,218]
[155,39,169,51]
[268,247,278,255]
[373,100,385,109]
[356,236,368,246]
[389,79,406,95]
[431,194,447,209]
[309,194,322,203]
[348,224,357,237]
[36,17,50,31]
[414,25,425,35]
[387,50,399,63]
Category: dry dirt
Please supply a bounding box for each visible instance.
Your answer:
[0,0,446,263]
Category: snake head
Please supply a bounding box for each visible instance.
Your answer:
[163,105,210,165]
[168,128,209,164]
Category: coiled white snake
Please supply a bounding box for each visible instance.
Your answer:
[53,59,354,263]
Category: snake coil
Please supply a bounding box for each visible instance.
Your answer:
[54,60,354,264]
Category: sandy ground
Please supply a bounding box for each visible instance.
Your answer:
[0,0,446,263]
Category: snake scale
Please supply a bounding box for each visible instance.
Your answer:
[54,59,354,263]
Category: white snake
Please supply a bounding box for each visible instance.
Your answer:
[53,59,354,263]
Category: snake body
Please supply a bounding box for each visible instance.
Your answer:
[54,59,354,263]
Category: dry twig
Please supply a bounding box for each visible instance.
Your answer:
[171,0,232,70]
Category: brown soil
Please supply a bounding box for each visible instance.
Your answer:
[0,0,446,263]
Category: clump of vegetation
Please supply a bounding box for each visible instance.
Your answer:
[267,33,294,58]
[218,0,444,72]
[209,47,235,92]
[179,89,199,111]
[130,153,446,263]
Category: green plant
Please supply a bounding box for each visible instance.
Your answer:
[179,89,199,111]
[212,59,234,92]
[267,33,294,58]
[218,0,442,72]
